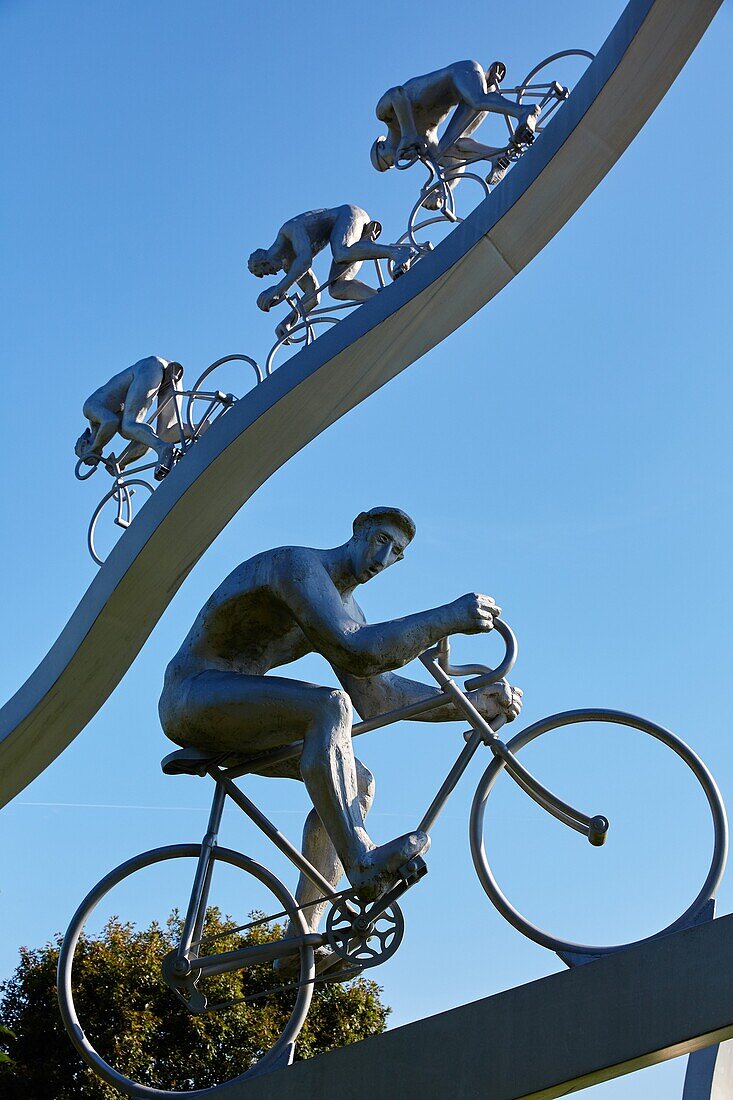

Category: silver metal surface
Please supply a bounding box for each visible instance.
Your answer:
[59,612,728,1093]
[78,355,263,564]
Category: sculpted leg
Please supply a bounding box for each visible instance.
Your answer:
[329,208,414,296]
[162,672,428,900]
[300,691,428,900]
[299,689,372,869]
[438,65,538,156]
[120,368,176,480]
[295,759,375,934]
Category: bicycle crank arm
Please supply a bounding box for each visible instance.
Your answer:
[184,931,325,980]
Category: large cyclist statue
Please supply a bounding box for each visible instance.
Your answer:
[159,507,522,958]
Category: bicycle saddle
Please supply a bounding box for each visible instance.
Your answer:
[161,747,233,776]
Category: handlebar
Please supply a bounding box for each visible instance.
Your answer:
[74,455,101,481]
[395,144,425,171]
[435,617,518,688]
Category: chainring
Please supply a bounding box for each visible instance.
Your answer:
[325,898,404,969]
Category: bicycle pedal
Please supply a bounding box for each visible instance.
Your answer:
[397,855,428,885]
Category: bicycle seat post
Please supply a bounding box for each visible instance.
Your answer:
[176,778,226,962]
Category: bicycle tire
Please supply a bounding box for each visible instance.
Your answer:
[470,709,727,956]
[57,843,315,1098]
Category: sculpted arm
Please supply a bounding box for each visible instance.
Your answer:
[335,600,521,725]
[268,223,316,303]
[376,87,421,156]
[275,554,492,678]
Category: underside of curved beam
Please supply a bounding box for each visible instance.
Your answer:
[0,0,721,806]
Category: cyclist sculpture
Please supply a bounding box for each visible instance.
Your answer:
[74,356,187,481]
[370,59,541,193]
[159,506,522,963]
[248,205,416,333]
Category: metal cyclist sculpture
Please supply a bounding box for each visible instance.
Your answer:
[158,506,522,943]
[73,354,263,564]
[75,357,187,482]
[72,50,595,564]
[370,59,540,189]
[58,510,728,1096]
[248,205,417,328]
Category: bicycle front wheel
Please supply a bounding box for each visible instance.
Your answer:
[58,844,315,1098]
[470,709,727,956]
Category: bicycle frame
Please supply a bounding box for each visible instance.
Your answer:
[166,619,606,994]
[264,259,388,376]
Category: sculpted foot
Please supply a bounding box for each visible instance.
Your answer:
[514,105,541,145]
[392,245,418,279]
[348,831,429,901]
[422,188,445,212]
[486,154,510,187]
[154,443,175,481]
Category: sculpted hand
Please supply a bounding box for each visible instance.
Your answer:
[471,680,523,724]
[449,592,501,635]
[276,309,299,342]
[257,287,285,313]
[396,137,425,165]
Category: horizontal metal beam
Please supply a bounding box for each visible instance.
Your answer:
[229,914,733,1100]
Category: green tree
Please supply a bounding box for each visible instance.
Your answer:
[0,909,389,1098]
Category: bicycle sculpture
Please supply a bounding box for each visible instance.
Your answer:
[248,205,420,373]
[58,509,728,1096]
[72,52,593,564]
[371,52,594,250]
[74,355,263,564]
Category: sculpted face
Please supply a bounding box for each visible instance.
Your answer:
[350,520,409,584]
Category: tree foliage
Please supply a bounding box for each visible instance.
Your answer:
[0,909,389,1098]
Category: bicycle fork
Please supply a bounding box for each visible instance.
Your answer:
[419,646,609,846]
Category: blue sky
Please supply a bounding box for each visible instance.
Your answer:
[1,1,731,1095]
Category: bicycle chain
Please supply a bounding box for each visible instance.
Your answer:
[192,884,358,949]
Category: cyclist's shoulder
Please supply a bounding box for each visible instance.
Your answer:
[215,545,324,594]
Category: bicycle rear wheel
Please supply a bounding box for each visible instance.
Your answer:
[470,709,727,956]
[185,356,263,438]
[58,844,315,1097]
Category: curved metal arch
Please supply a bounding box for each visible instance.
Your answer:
[0,0,722,806]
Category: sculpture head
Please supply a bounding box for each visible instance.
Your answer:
[162,360,184,387]
[248,248,283,278]
[74,427,93,459]
[370,136,394,172]
[362,220,382,243]
[349,507,416,584]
